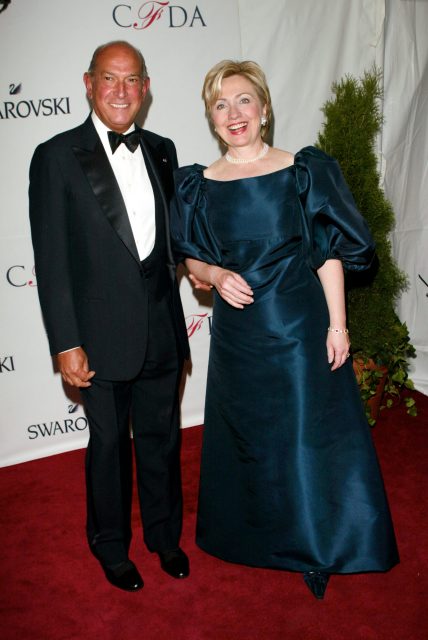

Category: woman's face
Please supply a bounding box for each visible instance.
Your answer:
[210,74,266,149]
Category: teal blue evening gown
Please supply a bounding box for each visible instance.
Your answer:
[171,147,398,573]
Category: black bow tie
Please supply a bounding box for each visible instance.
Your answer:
[107,129,141,154]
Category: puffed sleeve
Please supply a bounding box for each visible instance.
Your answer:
[170,164,222,265]
[294,146,375,271]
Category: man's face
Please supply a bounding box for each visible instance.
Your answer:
[84,44,149,133]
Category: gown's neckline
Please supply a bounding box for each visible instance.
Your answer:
[201,163,296,184]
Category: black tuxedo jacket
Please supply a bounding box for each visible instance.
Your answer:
[29,116,189,380]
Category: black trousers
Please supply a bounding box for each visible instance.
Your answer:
[81,284,183,567]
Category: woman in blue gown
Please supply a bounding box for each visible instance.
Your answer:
[171,60,398,599]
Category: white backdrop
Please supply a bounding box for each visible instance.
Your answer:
[383,0,428,395]
[1,0,427,466]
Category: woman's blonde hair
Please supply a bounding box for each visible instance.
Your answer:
[202,60,272,139]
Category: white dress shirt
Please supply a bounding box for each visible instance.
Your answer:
[92,111,156,261]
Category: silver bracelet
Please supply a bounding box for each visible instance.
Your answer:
[327,327,349,334]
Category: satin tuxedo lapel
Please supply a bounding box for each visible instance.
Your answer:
[72,118,140,266]
[139,129,176,273]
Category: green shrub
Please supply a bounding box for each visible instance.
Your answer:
[316,69,416,423]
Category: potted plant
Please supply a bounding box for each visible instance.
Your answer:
[316,69,416,425]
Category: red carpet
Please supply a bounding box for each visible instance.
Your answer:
[1,393,427,640]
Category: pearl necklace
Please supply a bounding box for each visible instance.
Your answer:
[225,143,269,164]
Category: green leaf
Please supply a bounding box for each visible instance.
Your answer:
[391,371,405,384]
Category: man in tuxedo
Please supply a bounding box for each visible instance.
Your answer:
[29,41,190,592]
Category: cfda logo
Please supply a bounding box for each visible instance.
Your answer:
[113,1,206,29]
[186,312,212,338]
[6,265,37,287]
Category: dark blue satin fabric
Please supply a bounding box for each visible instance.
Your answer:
[171,146,398,573]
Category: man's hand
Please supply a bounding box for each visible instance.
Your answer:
[57,347,96,387]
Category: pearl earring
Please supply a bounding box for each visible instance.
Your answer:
[261,116,267,126]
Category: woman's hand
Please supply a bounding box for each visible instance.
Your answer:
[326,331,351,371]
[209,266,254,309]
[185,258,253,309]
[188,273,213,292]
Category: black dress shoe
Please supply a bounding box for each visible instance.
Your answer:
[303,571,330,599]
[104,560,144,592]
[158,548,189,579]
